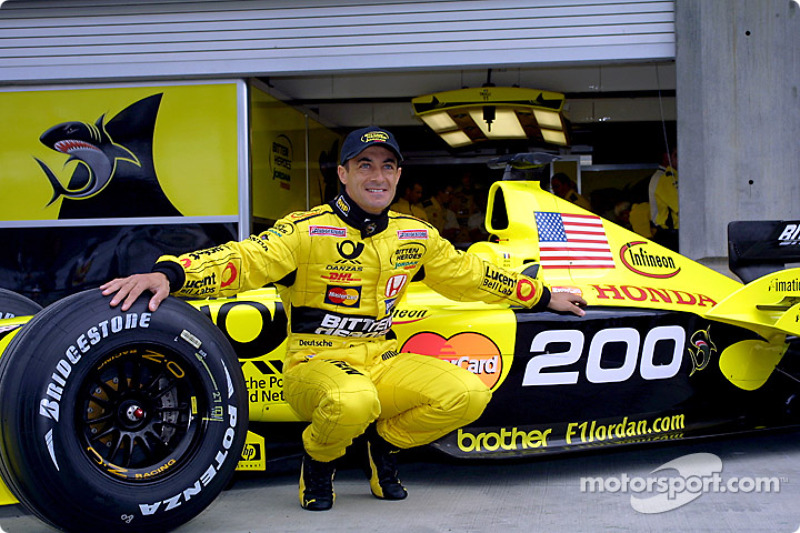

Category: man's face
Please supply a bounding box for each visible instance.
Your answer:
[406,184,423,203]
[437,186,453,205]
[551,178,568,197]
[338,145,401,215]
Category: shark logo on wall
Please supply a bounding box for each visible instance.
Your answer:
[34,93,182,218]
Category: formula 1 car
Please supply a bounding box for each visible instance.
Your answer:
[1,155,800,532]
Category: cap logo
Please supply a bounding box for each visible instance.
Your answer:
[361,131,390,144]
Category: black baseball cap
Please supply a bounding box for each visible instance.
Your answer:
[339,126,403,165]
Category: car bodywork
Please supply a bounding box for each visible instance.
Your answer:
[1,169,799,529]
[194,175,800,463]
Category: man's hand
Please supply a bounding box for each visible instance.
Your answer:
[547,291,587,317]
[100,272,170,312]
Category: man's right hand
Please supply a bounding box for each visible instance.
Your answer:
[100,272,170,312]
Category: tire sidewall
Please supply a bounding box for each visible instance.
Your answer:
[0,289,247,533]
[0,288,42,319]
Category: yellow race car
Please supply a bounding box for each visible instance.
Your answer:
[1,155,799,532]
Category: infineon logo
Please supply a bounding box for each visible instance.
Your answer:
[619,241,680,279]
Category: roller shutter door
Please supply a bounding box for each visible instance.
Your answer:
[0,0,675,83]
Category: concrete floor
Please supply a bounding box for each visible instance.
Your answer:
[1,427,799,533]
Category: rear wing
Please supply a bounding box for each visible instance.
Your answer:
[705,266,800,339]
[729,221,800,283]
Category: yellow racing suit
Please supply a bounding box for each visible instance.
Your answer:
[649,165,679,230]
[153,192,551,462]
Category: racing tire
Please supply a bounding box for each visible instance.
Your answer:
[0,289,248,533]
[0,288,42,319]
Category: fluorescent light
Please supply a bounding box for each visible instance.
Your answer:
[439,130,472,147]
[468,108,526,138]
[420,112,457,132]
[541,129,567,145]
[412,86,569,148]
[534,109,563,129]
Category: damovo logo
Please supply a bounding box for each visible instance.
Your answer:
[400,332,503,389]
[361,131,389,143]
[619,241,681,279]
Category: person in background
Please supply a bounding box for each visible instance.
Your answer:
[467,188,490,242]
[550,172,592,211]
[390,178,428,221]
[423,182,460,241]
[626,174,655,239]
[452,171,478,222]
[612,200,633,230]
[629,201,655,238]
[648,147,679,251]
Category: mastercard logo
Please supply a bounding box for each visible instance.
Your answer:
[400,332,503,389]
[325,285,362,307]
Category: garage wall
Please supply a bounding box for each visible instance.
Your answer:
[676,0,800,263]
[0,0,675,84]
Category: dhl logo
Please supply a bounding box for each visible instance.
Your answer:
[322,272,360,282]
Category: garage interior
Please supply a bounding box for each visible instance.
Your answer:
[261,61,676,214]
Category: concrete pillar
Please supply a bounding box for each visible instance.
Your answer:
[676,0,800,264]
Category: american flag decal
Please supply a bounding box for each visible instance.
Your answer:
[535,212,615,269]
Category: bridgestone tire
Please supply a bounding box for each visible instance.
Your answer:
[0,289,248,533]
[0,288,42,319]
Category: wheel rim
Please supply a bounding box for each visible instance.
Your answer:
[78,344,207,481]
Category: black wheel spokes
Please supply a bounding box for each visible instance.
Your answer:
[130,357,144,392]
[93,378,117,402]
[80,349,200,476]
[107,432,132,467]
[151,378,179,402]
[143,367,168,395]
[115,360,130,393]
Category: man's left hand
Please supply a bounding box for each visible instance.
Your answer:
[547,291,587,317]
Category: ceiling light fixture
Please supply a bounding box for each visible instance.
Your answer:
[412,86,569,148]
